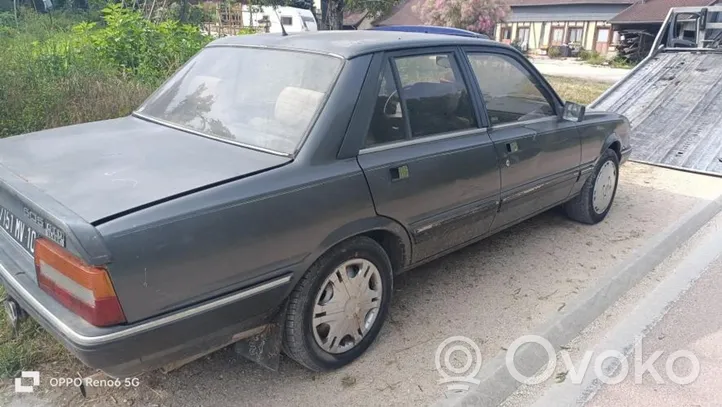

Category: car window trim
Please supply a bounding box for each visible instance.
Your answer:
[388,57,414,141]
[453,45,490,129]
[491,115,560,130]
[461,46,564,124]
[358,127,486,155]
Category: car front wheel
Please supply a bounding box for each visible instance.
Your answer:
[564,148,620,224]
[282,236,393,371]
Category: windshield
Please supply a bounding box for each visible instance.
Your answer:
[137,47,343,155]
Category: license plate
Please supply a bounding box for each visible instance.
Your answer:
[0,205,66,255]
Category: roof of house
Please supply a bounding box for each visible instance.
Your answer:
[343,11,369,27]
[507,0,633,5]
[372,0,424,26]
[372,0,635,26]
[210,30,502,59]
[611,0,718,23]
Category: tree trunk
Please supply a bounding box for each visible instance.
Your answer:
[327,0,344,30]
[13,0,18,28]
[179,0,189,22]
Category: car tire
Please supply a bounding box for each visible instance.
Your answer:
[564,149,620,225]
[282,236,393,372]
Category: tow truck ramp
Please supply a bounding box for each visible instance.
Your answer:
[591,6,722,176]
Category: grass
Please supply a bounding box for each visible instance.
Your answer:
[0,286,69,379]
[546,76,611,105]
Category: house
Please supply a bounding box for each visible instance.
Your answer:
[342,0,424,29]
[611,0,718,30]
[494,0,635,55]
[337,0,715,57]
[343,11,372,29]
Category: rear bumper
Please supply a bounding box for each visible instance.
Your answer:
[0,238,291,377]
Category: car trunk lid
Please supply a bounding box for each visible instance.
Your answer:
[0,116,292,225]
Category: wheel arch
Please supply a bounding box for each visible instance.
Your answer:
[301,216,412,283]
[602,132,622,161]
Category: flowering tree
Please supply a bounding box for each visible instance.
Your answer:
[415,0,510,35]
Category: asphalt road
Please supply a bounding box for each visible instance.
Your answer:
[3,163,722,407]
[588,254,722,407]
[500,209,722,407]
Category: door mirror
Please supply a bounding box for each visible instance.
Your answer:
[561,101,586,122]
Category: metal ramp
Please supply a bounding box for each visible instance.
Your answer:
[591,6,722,177]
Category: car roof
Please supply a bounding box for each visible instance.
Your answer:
[208,30,505,59]
[370,25,490,39]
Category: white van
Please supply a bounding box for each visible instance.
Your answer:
[261,6,318,33]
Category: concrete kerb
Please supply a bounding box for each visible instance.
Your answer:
[434,192,722,407]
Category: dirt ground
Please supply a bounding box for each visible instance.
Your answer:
[3,163,722,407]
[530,58,630,84]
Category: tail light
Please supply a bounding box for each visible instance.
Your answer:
[34,238,125,327]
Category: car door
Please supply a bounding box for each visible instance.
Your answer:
[462,48,582,230]
[355,48,501,263]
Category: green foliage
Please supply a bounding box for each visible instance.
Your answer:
[577,48,592,60]
[547,46,562,58]
[0,5,214,139]
[609,55,634,69]
[69,4,212,81]
[581,50,605,65]
[0,287,71,378]
[345,0,399,20]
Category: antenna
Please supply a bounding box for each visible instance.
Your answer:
[272,5,289,36]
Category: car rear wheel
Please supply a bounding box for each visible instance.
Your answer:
[282,236,393,371]
[564,149,620,224]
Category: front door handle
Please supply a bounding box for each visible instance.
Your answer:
[390,165,410,181]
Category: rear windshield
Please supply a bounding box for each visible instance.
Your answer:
[137,47,343,155]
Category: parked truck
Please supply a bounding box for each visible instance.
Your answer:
[591,6,722,177]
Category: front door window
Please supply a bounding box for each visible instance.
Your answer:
[466,53,556,126]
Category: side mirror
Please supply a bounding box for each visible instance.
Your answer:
[561,101,586,122]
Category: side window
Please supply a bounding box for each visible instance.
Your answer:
[394,54,476,138]
[365,61,408,147]
[467,53,556,126]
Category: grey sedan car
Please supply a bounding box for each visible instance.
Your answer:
[0,30,631,377]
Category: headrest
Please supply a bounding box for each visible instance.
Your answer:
[275,87,325,129]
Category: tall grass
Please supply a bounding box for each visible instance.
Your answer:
[0,6,210,139]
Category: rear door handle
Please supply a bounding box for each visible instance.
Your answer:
[390,165,410,181]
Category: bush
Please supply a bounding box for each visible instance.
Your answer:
[0,5,214,139]
[578,48,592,60]
[547,46,562,58]
[578,49,606,65]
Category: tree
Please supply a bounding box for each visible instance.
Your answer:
[415,0,510,35]
[320,0,400,30]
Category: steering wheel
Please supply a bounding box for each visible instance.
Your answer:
[382,85,417,118]
[382,89,400,118]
